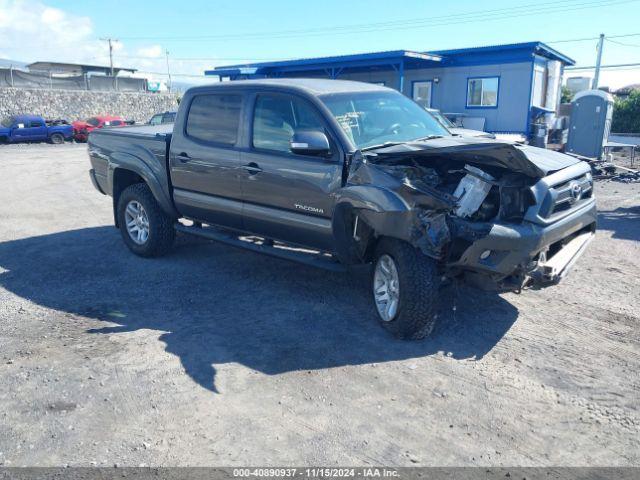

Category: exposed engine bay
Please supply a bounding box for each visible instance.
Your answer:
[335,140,596,291]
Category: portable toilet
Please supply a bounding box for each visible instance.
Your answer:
[566,90,614,159]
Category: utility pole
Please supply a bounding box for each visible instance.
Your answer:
[165,49,172,92]
[592,33,605,89]
[100,38,117,76]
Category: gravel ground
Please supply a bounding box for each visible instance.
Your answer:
[0,143,638,467]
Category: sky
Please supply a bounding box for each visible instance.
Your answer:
[1,0,639,89]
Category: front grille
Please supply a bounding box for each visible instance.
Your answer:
[540,173,593,219]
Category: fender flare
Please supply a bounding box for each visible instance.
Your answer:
[332,185,413,264]
[107,151,179,219]
[332,184,451,262]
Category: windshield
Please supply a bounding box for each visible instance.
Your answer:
[1,116,14,128]
[86,118,100,127]
[320,91,449,149]
[428,109,456,128]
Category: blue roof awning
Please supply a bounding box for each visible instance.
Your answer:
[205,50,442,77]
[205,42,575,79]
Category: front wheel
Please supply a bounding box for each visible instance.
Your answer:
[116,183,175,257]
[372,238,440,340]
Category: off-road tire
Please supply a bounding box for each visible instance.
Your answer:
[373,238,440,340]
[49,133,64,144]
[117,183,175,257]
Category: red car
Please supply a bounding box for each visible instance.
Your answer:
[72,115,126,142]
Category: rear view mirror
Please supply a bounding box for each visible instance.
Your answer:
[290,130,331,156]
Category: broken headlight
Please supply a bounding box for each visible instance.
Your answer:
[472,187,500,221]
[500,186,535,221]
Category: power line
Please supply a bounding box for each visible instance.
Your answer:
[107,0,635,42]
[606,38,640,47]
[547,32,640,43]
[566,62,640,69]
[114,0,584,40]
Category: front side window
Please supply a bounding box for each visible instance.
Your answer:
[186,94,241,144]
[163,112,176,123]
[86,118,100,127]
[149,115,162,125]
[111,120,123,126]
[320,90,449,150]
[30,120,44,128]
[252,94,325,153]
[467,77,499,107]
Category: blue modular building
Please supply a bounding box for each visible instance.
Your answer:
[206,42,574,136]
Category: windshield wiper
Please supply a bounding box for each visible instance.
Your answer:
[360,141,406,152]
[413,135,444,141]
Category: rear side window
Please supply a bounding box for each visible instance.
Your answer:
[186,94,241,145]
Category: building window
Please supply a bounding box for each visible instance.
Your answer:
[467,77,499,107]
[412,81,433,108]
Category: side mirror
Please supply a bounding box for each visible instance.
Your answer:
[16,123,25,129]
[290,130,331,157]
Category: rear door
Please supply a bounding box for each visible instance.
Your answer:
[240,92,343,251]
[169,92,245,229]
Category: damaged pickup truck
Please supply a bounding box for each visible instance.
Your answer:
[88,79,596,339]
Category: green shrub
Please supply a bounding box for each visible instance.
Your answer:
[612,90,640,133]
[561,86,573,104]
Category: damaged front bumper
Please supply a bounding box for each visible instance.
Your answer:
[448,197,596,291]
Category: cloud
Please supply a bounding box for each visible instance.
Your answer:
[0,0,97,63]
[137,45,163,59]
[0,0,211,87]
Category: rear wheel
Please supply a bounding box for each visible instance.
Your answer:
[117,183,175,257]
[50,133,64,144]
[372,238,440,339]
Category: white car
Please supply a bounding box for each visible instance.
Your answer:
[427,108,496,139]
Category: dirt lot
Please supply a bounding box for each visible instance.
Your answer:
[0,143,638,467]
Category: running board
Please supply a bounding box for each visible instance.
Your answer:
[174,223,346,272]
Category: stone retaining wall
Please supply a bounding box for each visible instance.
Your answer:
[0,87,179,123]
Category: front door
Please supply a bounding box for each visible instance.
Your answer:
[240,93,343,251]
[412,81,433,108]
[12,119,46,141]
[169,92,245,229]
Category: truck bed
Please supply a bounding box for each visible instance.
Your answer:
[88,124,173,202]
[94,123,173,140]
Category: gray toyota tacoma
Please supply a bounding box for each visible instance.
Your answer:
[88,79,596,339]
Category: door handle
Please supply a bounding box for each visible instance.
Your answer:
[176,152,191,163]
[243,162,263,175]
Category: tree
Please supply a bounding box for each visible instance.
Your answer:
[561,86,573,104]
[611,90,640,133]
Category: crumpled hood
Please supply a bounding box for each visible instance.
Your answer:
[366,136,580,178]
[0,126,10,136]
[72,121,92,131]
